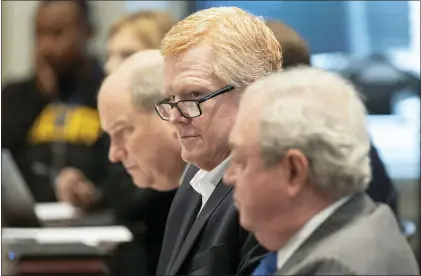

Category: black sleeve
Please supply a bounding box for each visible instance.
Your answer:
[1,79,51,150]
[366,142,399,216]
[100,164,176,223]
[91,134,176,222]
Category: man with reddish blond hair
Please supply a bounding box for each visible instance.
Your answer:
[154,6,281,275]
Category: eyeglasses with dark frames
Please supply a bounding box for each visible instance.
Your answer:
[154,85,235,121]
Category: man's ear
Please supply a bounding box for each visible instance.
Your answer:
[283,149,310,197]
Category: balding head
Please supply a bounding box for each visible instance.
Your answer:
[98,49,183,191]
[114,49,163,77]
[99,49,164,112]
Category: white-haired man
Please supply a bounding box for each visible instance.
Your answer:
[97,50,184,274]
[224,66,420,275]
[99,50,184,192]
[154,6,281,275]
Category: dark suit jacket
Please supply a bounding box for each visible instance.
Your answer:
[367,143,398,215]
[157,165,267,275]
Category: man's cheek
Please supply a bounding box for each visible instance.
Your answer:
[127,136,141,155]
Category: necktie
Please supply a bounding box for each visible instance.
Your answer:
[252,251,278,276]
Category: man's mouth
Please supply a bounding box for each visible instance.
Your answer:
[179,135,200,140]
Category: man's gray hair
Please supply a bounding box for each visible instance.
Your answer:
[129,50,165,111]
[245,66,372,199]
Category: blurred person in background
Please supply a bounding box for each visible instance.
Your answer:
[1,0,107,205]
[97,50,183,275]
[105,10,175,75]
[224,66,419,275]
[266,20,399,217]
[154,6,282,275]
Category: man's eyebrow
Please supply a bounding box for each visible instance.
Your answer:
[163,87,173,97]
[108,119,127,133]
[170,82,210,95]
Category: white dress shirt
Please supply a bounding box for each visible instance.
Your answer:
[189,156,231,214]
[276,196,351,270]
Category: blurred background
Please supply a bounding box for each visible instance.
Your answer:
[1,0,420,273]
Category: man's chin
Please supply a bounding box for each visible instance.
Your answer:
[239,214,255,233]
[132,175,153,189]
[133,181,150,189]
[181,149,200,165]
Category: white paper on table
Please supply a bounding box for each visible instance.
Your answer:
[2,226,133,247]
[34,202,81,221]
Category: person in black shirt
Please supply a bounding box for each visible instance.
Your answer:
[2,0,107,204]
[98,50,183,275]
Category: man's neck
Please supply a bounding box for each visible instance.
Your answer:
[258,193,334,251]
[157,161,187,191]
[197,152,230,171]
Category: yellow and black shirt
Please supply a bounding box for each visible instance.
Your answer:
[2,60,108,202]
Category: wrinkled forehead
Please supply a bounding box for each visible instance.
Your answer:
[98,96,133,134]
[163,45,216,95]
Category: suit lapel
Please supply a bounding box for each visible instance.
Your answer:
[166,187,202,274]
[169,180,233,275]
[278,193,375,275]
[165,165,201,275]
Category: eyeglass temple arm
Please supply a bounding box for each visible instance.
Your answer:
[198,85,235,103]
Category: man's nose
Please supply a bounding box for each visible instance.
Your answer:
[168,107,188,125]
[108,143,126,163]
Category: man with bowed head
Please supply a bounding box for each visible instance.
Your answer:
[224,66,419,275]
[98,50,184,192]
[97,50,183,274]
[154,6,281,275]
[265,20,399,216]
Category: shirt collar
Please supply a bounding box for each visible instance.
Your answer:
[276,195,351,270]
[190,156,232,196]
